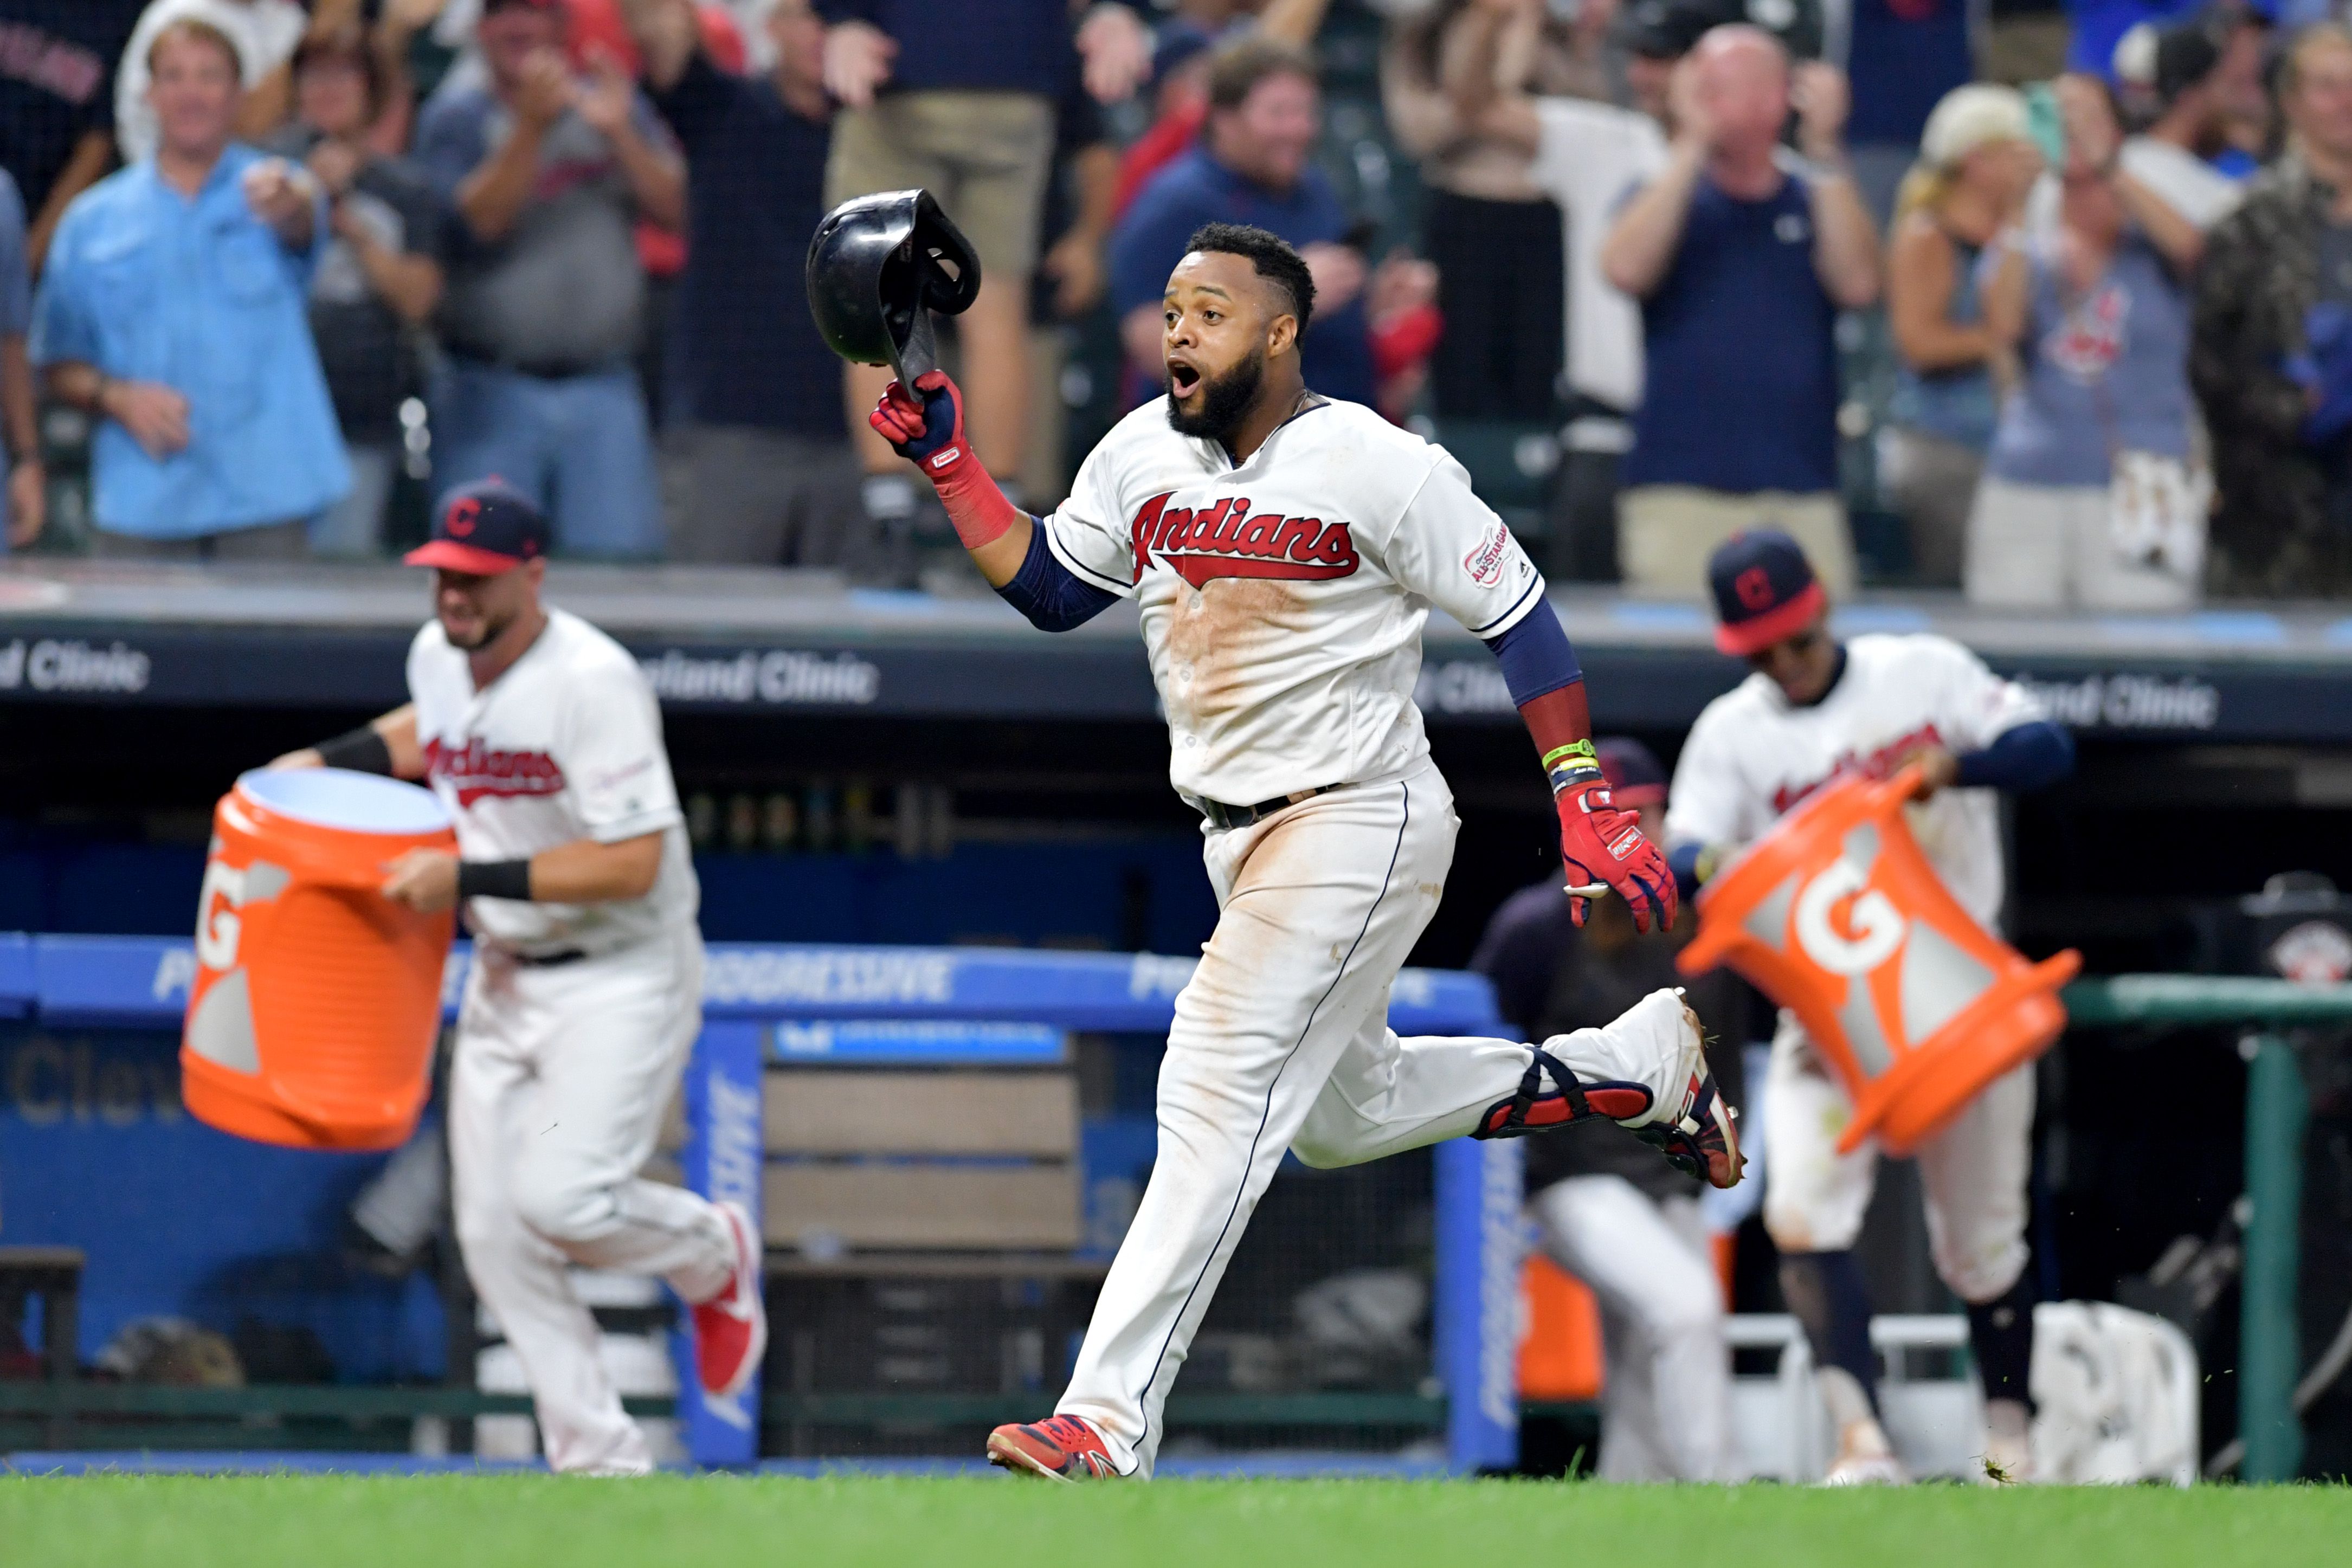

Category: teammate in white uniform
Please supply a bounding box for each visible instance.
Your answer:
[273,483,764,1474]
[1665,531,2075,1483]
[867,221,1742,1481]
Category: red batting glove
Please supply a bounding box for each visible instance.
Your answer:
[870,369,975,483]
[869,369,1017,550]
[865,373,1011,552]
[1556,776,1678,933]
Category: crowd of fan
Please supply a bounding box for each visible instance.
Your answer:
[0,0,2348,602]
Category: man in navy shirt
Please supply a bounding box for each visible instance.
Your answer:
[618,0,871,569]
[1110,36,1374,410]
[1601,25,1878,597]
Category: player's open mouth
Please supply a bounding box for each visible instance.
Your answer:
[1168,360,1201,395]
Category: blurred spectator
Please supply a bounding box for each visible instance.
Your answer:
[416,0,682,558]
[2194,21,2352,597]
[1112,35,1375,407]
[0,167,40,549]
[1600,28,1879,596]
[1881,86,2041,588]
[557,0,746,440]
[820,0,1148,511]
[265,26,446,559]
[2066,0,2206,79]
[1470,738,1742,1482]
[1363,243,1441,422]
[1116,20,1215,221]
[33,17,348,558]
[1382,0,1589,420]
[2212,4,2272,170]
[117,0,307,164]
[1970,75,2205,609]
[1112,0,1335,220]
[615,0,871,568]
[2111,13,2246,233]
[1024,50,1119,508]
[1842,0,1968,222]
[0,2,145,275]
[1475,0,1703,584]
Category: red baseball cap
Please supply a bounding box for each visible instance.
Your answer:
[404,481,550,575]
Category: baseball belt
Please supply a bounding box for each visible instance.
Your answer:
[1192,783,1341,833]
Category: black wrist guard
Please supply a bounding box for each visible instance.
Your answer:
[315,724,394,775]
[457,859,533,902]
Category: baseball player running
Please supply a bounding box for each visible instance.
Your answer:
[272,482,764,1475]
[1666,531,2074,1483]
[867,221,1741,1481]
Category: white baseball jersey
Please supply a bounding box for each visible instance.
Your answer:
[408,606,698,956]
[1045,395,1547,805]
[1664,634,2047,927]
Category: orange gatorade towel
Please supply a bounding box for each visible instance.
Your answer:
[1677,766,2079,1155]
[182,769,457,1151]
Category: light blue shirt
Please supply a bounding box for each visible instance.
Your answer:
[31,144,350,538]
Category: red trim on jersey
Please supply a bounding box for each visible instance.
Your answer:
[1713,581,1826,656]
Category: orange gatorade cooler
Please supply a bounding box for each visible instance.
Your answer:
[1677,766,2080,1155]
[182,768,457,1151]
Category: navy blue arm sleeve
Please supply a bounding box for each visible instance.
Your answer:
[1667,842,1710,906]
[1953,720,2076,792]
[1483,603,1583,706]
[995,519,1119,633]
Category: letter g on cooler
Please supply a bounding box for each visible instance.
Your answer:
[1792,858,1906,976]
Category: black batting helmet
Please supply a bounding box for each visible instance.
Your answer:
[804,189,982,384]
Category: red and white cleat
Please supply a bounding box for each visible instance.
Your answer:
[986,1414,1122,1481]
[692,1201,767,1398]
[1632,1001,1745,1190]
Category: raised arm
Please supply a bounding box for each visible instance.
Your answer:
[577,61,685,233]
[1601,57,1711,299]
[1793,63,1881,311]
[452,56,570,242]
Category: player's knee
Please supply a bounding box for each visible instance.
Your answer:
[1646,1280,1725,1341]
[511,1165,615,1248]
[1935,1237,2027,1306]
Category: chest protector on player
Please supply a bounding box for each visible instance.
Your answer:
[182,769,457,1150]
[1677,767,2079,1154]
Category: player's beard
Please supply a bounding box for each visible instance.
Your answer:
[442,602,510,653]
[1166,346,1265,443]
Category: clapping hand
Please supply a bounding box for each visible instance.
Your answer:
[577,47,637,137]
[514,46,576,130]
[1075,4,1150,105]
[1792,61,1850,161]
[823,21,896,109]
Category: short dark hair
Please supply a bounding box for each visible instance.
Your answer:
[293,24,388,116]
[1205,35,1316,114]
[1184,222,1315,333]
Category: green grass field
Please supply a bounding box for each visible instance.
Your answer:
[2,1475,2344,1568]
